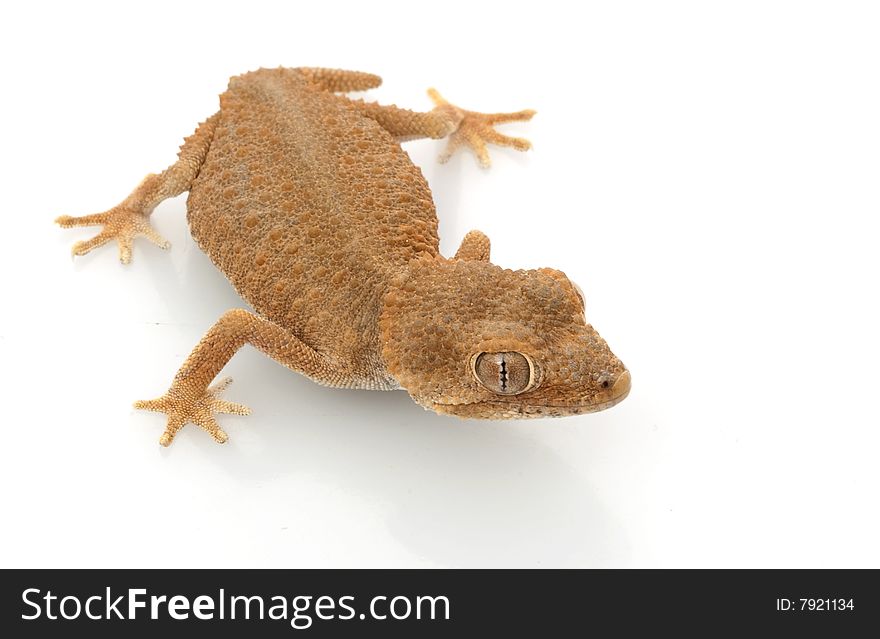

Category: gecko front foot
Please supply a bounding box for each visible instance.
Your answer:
[134,377,250,447]
[56,190,170,264]
[428,88,536,168]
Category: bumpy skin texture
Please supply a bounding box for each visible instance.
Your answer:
[57,67,630,446]
[379,260,627,418]
[188,68,442,389]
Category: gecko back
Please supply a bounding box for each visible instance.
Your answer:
[187,68,441,368]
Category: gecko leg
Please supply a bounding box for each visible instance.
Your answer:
[348,91,535,168]
[299,67,534,167]
[56,114,218,264]
[135,309,344,446]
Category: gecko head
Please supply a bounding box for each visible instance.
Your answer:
[379,258,630,419]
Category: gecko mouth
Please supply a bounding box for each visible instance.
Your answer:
[432,370,631,417]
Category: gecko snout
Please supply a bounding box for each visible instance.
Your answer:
[595,369,631,405]
[611,370,631,398]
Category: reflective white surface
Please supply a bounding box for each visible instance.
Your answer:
[2,0,879,567]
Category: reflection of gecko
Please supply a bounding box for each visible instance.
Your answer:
[57,67,630,446]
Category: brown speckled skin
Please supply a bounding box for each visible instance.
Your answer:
[58,67,630,446]
[189,68,439,390]
[380,260,627,418]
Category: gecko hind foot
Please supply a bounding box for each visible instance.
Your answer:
[56,203,170,265]
[429,88,536,168]
[134,377,250,447]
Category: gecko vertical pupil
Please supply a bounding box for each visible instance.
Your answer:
[473,352,532,395]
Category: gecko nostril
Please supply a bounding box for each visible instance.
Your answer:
[611,370,632,399]
[597,373,612,389]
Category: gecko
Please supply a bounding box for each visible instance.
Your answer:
[56,67,631,446]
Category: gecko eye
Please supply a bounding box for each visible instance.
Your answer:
[472,352,535,395]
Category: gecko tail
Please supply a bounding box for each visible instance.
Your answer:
[298,67,383,93]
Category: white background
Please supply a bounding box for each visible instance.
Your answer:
[1,1,878,568]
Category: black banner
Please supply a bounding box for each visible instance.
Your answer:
[2,569,876,636]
